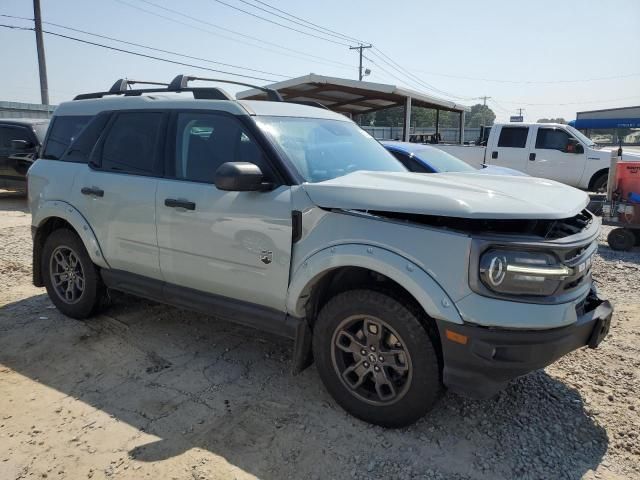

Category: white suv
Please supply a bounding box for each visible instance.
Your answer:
[28,75,612,427]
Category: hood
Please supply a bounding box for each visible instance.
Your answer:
[476,165,529,177]
[594,147,640,161]
[302,171,589,220]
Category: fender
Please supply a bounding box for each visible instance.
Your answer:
[287,243,463,325]
[32,200,110,269]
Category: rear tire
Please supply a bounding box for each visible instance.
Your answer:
[42,229,103,319]
[607,228,635,251]
[312,289,441,428]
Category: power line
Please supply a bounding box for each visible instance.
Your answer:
[0,23,281,83]
[411,68,640,85]
[494,96,640,106]
[245,0,368,45]
[208,0,351,47]
[235,0,364,45]
[368,49,474,101]
[2,13,290,78]
[212,0,474,100]
[112,0,354,70]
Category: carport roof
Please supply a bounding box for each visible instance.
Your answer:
[236,73,470,115]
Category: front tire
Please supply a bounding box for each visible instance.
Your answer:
[42,229,103,319]
[591,172,608,193]
[312,290,441,428]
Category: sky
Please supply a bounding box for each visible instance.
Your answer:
[1,0,639,122]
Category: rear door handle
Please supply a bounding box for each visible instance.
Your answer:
[491,151,498,159]
[164,198,196,210]
[81,186,104,197]
[529,153,536,161]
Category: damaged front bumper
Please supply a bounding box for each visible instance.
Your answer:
[437,290,613,399]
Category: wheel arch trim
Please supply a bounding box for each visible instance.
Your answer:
[287,244,463,325]
[32,200,110,269]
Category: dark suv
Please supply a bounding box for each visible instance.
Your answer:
[0,118,49,184]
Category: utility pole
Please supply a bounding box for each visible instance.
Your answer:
[33,0,49,105]
[349,44,372,81]
[480,96,491,126]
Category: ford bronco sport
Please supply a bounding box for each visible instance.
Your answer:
[28,75,612,427]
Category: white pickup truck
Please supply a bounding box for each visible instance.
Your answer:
[434,123,639,191]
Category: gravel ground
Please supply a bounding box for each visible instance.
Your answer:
[0,191,638,480]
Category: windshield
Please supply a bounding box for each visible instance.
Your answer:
[566,125,596,147]
[412,146,477,172]
[255,116,406,182]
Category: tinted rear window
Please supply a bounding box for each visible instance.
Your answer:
[42,115,92,160]
[497,127,529,148]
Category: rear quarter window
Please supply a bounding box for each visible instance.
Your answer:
[42,115,92,160]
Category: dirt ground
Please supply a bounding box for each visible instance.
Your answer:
[0,190,639,480]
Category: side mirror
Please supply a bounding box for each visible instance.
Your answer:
[214,162,265,191]
[11,139,34,151]
[575,143,584,154]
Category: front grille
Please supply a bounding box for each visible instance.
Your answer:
[543,209,593,240]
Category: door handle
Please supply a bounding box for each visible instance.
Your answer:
[164,198,196,210]
[81,187,104,197]
[529,153,536,161]
[491,151,498,159]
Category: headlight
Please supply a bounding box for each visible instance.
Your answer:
[479,249,571,296]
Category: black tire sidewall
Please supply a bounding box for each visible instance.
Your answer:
[42,229,101,319]
[313,289,441,428]
[592,173,608,192]
[607,228,635,251]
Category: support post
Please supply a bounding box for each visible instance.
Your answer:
[403,96,412,142]
[459,111,465,144]
[435,109,440,142]
[33,0,49,105]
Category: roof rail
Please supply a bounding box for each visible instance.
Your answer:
[169,75,283,102]
[108,78,169,93]
[73,76,235,101]
[72,74,283,102]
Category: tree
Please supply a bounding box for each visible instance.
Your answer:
[537,118,567,124]
[464,104,496,128]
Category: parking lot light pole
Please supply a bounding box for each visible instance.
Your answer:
[33,0,49,105]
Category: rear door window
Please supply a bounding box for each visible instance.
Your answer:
[497,127,529,148]
[100,112,164,175]
[42,115,92,160]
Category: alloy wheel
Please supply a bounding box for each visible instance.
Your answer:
[331,315,413,406]
[49,245,85,304]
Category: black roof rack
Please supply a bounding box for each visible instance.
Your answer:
[168,75,283,102]
[73,74,283,102]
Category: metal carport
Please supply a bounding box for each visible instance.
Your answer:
[236,73,470,143]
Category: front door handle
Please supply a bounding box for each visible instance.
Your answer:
[491,151,498,159]
[81,186,104,197]
[529,153,536,161]
[164,198,196,210]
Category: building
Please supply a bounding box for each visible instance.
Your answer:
[0,101,55,119]
[570,106,640,146]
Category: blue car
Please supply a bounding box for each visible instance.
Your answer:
[382,141,527,176]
